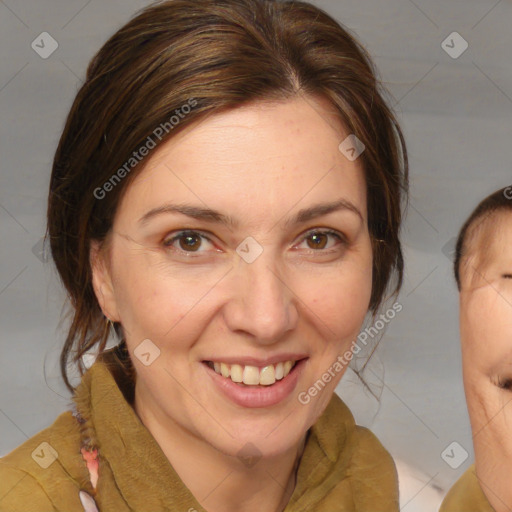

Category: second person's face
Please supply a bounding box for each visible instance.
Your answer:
[460,211,512,512]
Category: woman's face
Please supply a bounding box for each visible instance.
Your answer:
[460,211,512,511]
[91,95,373,460]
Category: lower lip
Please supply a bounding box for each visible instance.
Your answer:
[202,359,307,408]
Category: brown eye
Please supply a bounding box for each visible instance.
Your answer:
[301,229,345,252]
[179,233,201,251]
[164,230,213,254]
[503,274,512,279]
[307,232,328,250]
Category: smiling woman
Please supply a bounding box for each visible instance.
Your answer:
[0,1,408,511]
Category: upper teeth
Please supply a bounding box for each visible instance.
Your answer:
[211,361,296,386]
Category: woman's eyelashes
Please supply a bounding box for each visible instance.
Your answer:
[162,228,348,258]
[496,375,512,391]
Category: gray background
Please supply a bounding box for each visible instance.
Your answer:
[1,0,511,510]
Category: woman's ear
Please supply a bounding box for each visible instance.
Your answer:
[90,239,120,322]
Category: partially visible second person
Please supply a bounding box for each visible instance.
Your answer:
[441,186,512,512]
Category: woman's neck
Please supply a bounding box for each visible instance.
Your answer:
[134,382,308,512]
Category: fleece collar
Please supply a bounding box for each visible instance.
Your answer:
[72,358,357,511]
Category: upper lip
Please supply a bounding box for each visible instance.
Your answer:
[203,354,309,367]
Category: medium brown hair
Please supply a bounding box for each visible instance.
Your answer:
[47,0,409,395]
[454,186,512,290]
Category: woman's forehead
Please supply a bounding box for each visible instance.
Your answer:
[140,96,350,168]
[117,97,368,224]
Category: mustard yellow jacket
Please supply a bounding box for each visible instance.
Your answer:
[440,464,495,512]
[0,358,399,511]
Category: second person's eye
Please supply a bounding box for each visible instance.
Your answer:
[496,375,512,391]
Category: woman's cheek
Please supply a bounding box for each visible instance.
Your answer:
[112,259,177,336]
[302,271,371,339]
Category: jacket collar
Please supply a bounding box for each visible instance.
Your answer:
[72,356,357,511]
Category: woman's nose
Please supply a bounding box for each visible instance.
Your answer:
[222,252,298,343]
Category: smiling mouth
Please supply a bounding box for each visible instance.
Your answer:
[203,359,302,386]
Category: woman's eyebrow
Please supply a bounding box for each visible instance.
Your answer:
[137,198,363,228]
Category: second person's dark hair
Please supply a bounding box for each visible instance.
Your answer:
[454,186,512,290]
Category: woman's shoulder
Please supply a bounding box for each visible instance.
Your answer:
[345,417,399,509]
[348,423,398,492]
[439,464,496,512]
[0,410,91,512]
[352,424,395,464]
[305,393,399,510]
[329,392,395,467]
